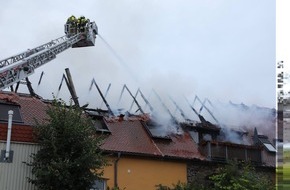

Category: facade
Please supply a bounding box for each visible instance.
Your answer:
[0,92,276,190]
[103,156,187,190]
[0,92,44,190]
[0,141,39,190]
[97,117,203,189]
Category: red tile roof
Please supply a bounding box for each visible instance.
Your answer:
[154,132,204,160]
[0,123,34,143]
[17,94,48,125]
[0,92,274,165]
[102,118,204,160]
[101,120,163,157]
[0,92,48,125]
[0,92,47,143]
[0,92,19,104]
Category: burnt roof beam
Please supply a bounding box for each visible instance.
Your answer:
[65,68,80,107]
[123,85,144,114]
[184,96,199,116]
[153,90,178,124]
[169,96,188,121]
[192,95,220,125]
[129,88,154,113]
[100,83,111,108]
[89,78,114,116]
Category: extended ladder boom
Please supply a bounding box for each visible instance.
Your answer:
[0,18,98,90]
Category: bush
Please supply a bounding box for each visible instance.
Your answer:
[156,160,274,190]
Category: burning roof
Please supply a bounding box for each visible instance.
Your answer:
[0,91,276,166]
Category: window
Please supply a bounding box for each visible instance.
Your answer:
[203,134,212,141]
[263,143,276,152]
[86,111,111,133]
[189,131,199,143]
[0,103,23,123]
[141,120,171,140]
[257,135,277,153]
[94,119,110,133]
[90,179,107,190]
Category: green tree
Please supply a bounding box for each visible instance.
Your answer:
[209,161,275,190]
[27,99,107,190]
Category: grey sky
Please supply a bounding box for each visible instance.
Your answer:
[0,0,275,110]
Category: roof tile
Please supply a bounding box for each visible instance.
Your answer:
[154,132,204,160]
[0,123,34,143]
[101,120,163,157]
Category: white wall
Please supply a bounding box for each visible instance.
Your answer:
[0,142,39,190]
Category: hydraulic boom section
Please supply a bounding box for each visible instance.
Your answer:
[0,16,98,90]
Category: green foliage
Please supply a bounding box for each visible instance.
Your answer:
[27,99,107,190]
[156,161,274,190]
[209,161,275,190]
[155,184,171,190]
[155,181,207,190]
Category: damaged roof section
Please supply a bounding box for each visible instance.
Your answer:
[0,91,276,166]
[102,115,204,160]
[86,112,110,134]
[141,119,172,140]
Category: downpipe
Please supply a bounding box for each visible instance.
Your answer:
[5,110,13,159]
[114,152,121,188]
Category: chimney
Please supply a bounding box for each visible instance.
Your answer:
[253,128,259,145]
[118,114,125,122]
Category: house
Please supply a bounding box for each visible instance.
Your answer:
[0,91,276,190]
[96,116,204,189]
[0,92,45,190]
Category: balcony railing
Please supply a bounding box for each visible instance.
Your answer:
[199,141,262,164]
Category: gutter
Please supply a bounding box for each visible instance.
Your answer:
[114,152,121,188]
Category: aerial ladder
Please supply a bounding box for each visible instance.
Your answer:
[0,16,98,90]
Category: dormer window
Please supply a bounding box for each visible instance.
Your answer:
[141,120,172,140]
[94,118,110,133]
[189,131,199,143]
[0,103,23,123]
[86,111,110,133]
[263,143,276,152]
[253,128,276,153]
